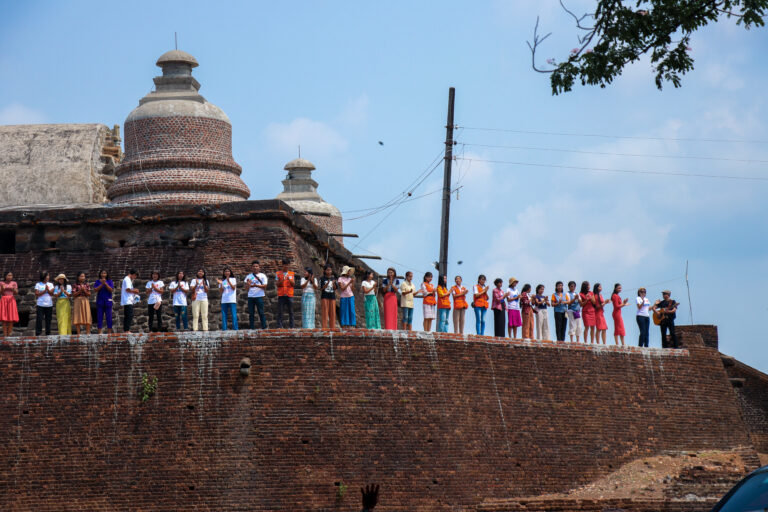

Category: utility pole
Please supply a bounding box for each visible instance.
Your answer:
[438,87,455,278]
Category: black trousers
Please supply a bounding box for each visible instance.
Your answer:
[148,304,163,331]
[36,305,52,335]
[248,297,267,329]
[276,296,294,328]
[636,315,650,347]
[493,309,506,337]
[554,311,567,341]
[660,319,678,348]
[123,305,134,333]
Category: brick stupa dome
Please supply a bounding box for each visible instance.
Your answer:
[108,50,250,205]
[276,157,343,243]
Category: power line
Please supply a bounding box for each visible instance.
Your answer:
[457,142,768,165]
[458,126,768,144]
[340,148,444,216]
[456,157,768,182]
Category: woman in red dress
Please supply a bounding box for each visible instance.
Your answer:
[593,283,610,344]
[579,281,595,343]
[381,267,400,330]
[0,271,19,337]
[611,283,629,345]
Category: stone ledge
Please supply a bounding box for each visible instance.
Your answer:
[0,328,691,357]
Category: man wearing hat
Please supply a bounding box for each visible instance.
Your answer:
[652,290,679,348]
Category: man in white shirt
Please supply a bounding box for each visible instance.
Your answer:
[121,269,140,332]
[245,260,268,329]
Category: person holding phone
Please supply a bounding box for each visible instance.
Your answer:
[319,264,337,330]
[611,283,629,345]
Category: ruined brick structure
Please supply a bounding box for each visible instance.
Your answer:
[0,200,369,333]
[0,331,760,511]
[108,50,250,205]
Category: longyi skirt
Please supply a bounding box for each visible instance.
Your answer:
[73,296,92,326]
[56,298,72,335]
[0,295,18,323]
[364,294,381,329]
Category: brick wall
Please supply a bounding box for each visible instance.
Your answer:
[0,201,372,334]
[676,325,718,350]
[0,331,758,511]
[726,358,768,453]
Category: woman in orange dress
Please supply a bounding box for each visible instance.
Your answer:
[519,283,534,339]
[579,281,595,343]
[593,283,610,344]
[0,271,19,337]
[611,283,629,345]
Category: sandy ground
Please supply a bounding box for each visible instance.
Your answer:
[531,449,752,501]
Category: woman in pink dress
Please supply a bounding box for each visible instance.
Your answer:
[593,283,609,344]
[611,283,629,345]
[579,281,595,343]
[0,271,19,337]
[381,267,400,330]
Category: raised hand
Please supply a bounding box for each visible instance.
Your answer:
[361,484,380,511]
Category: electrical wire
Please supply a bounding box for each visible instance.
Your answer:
[458,126,768,144]
[340,148,444,216]
[457,142,768,165]
[455,157,768,182]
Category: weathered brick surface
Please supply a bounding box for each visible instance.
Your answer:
[676,325,718,350]
[0,331,757,511]
[109,116,249,204]
[0,200,372,334]
[726,358,768,452]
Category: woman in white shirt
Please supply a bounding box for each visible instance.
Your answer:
[217,267,238,331]
[636,287,651,347]
[361,271,381,330]
[300,267,319,328]
[168,271,189,331]
[145,271,165,332]
[34,271,55,336]
[189,268,210,331]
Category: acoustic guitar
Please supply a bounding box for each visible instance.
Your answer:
[652,301,679,326]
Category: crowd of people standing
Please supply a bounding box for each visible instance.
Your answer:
[0,261,680,348]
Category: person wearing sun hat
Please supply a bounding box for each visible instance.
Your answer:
[53,273,72,335]
[338,265,357,329]
[506,277,521,338]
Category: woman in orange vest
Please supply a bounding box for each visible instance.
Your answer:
[418,272,437,332]
[472,274,489,336]
[450,275,468,334]
[436,274,451,333]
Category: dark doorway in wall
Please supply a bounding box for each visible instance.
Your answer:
[17,310,30,328]
[0,230,15,254]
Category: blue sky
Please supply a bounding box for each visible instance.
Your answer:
[2,1,768,371]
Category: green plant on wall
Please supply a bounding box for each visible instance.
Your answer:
[139,374,158,403]
[336,481,348,500]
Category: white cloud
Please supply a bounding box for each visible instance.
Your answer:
[702,62,745,91]
[0,103,46,125]
[263,117,348,159]
[336,94,369,128]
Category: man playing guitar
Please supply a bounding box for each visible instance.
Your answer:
[652,290,679,348]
